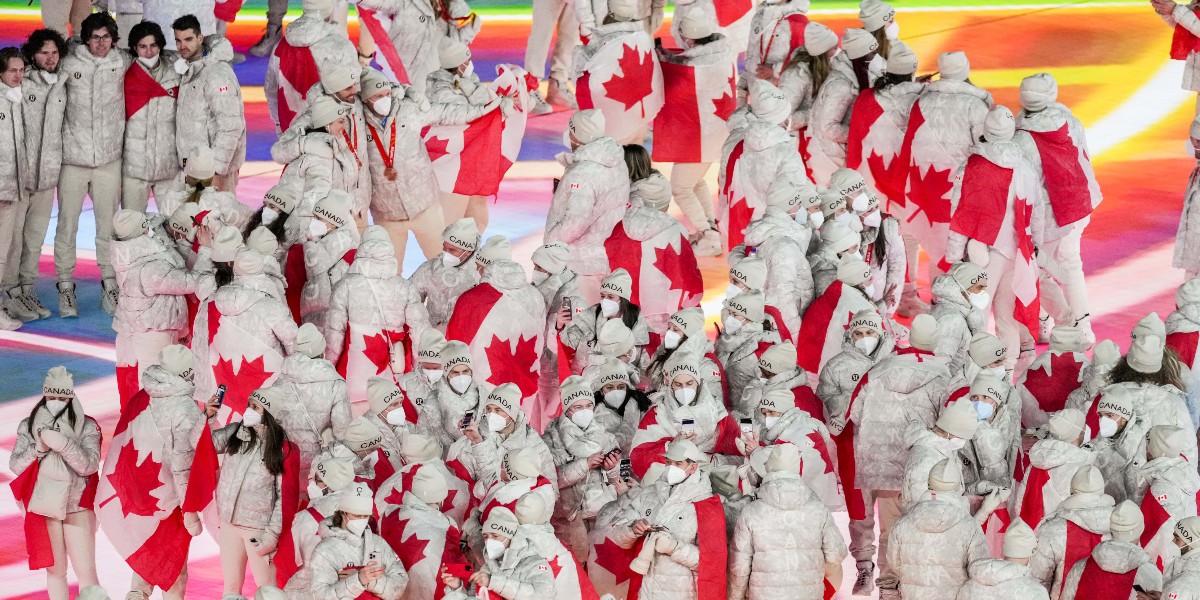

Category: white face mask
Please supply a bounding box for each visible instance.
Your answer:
[487,412,509,433]
[868,54,886,81]
[851,193,870,213]
[665,465,688,485]
[855,336,879,355]
[863,282,878,298]
[947,437,966,451]
[663,330,683,350]
[372,96,392,116]
[307,481,325,499]
[261,206,279,225]
[485,538,507,560]
[845,251,864,262]
[989,366,1007,380]
[449,375,472,394]
[137,54,160,69]
[862,210,882,228]
[423,368,443,384]
[442,251,463,268]
[603,389,626,407]
[4,86,20,103]
[345,517,369,536]
[570,409,594,429]
[809,211,825,228]
[968,290,991,310]
[1098,416,1119,438]
[973,400,995,421]
[45,399,67,413]
[600,298,620,318]
[386,409,407,426]
[241,409,263,427]
[764,415,779,429]
[308,220,329,238]
[173,57,189,75]
[725,284,742,300]
[723,315,743,335]
[838,212,863,233]
[532,270,549,286]
[885,21,900,40]
[674,387,697,406]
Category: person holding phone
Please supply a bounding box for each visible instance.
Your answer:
[281,456,356,597]
[716,290,783,409]
[645,307,722,401]
[532,241,588,413]
[740,389,840,509]
[308,482,410,598]
[448,384,558,498]
[585,357,653,452]
[562,268,651,374]
[440,507,554,599]
[379,469,462,600]
[428,340,484,448]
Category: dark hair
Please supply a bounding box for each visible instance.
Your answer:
[873,72,913,92]
[589,298,642,347]
[171,14,203,36]
[25,397,78,437]
[592,388,651,416]
[869,217,889,268]
[850,53,876,91]
[21,29,67,65]
[226,409,290,476]
[245,207,290,243]
[128,21,167,53]
[80,13,119,45]
[1107,351,1187,392]
[0,47,24,71]
[214,261,235,288]
[623,144,652,183]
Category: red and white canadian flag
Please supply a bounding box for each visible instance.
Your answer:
[846,89,908,209]
[575,30,665,143]
[271,38,321,140]
[357,7,411,85]
[604,218,704,330]
[1167,323,1200,372]
[651,54,737,164]
[378,494,465,600]
[192,301,284,425]
[1019,349,1088,425]
[795,282,877,376]
[375,461,472,528]
[717,134,757,251]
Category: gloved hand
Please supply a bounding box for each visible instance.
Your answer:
[40,429,68,452]
[995,486,1012,504]
[654,532,679,555]
[973,481,996,495]
[253,531,279,556]
[976,490,1004,524]
[183,511,203,536]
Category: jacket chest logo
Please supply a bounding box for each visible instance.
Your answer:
[73,72,81,79]
[167,89,176,98]
[27,94,36,102]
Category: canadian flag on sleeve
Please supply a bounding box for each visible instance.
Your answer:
[574,29,665,143]
[95,390,216,590]
[650,53,737,163]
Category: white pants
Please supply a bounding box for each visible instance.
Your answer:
[0,198,22,293]
[131,566,188,600]
[524,0,578,83]
[122,175,177,213]
[902,232,920,289]
[41,0,90,37]
[1038,226,1089,325]
[57,161,122,282]
[378,203,445,269]
[984,251,1033,368]
[670,162,714,232]
[847,489,903,589]
[912,222,950,287]
[46,510,99,600]
[219,522,276,595]
[3,188,54,289]
[116,329,178,383]
[440,192,489,232]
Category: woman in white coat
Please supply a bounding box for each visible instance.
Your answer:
[805,28,882,186]
[9,367,101,600]
[274,96,361,211]
[308,482,409,599]
[778,22,838,170]
[302,191,360,332]
[352,0,479,96]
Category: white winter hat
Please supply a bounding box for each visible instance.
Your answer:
[886,41,919,75]
[344,417,383,452]
[748,80,791,126]
[301,0,332,17]
[247,226,279,256]
[484,507,520,539]
[169,202,202,242]
[836,255,871,287]
[440,340,471,371]
[254,587,286,600]
[1048,408,1086,443]
[367,376,404,416]
[938,51,970,81]
[909,314,940,351]
[1093,339,1121,368]
[758,388,794,413]
[358,68,390,100]
[830,168,869,202]
[937,400,979,440]
[1148,425,1190,460]
[730,257,767,290]
[601,268,633,300]
[438,37,471,70]
[417,329,447,363]
[969,370,1004,404]
[1132,312,1166,340]
[186,145,216,180]
[662,439,706,462]
[1048,325,1088,354]
[635,172,672,211]
[486,383,522,421]
[247,386,284,416]
[42,366,74,399]
[339,482,374,515]
[804,22,838,56]
[313,190,353,229]
[76,586,111,600]
[320,64,358,95]
[234,248,266,277]
[819,188,847,218]
[309,94,350,129]
[841,28,878,60]
[928,458,961,492]
[313,456,354,491]
[849,309,884,339]
[504,446,542,479]
[263,180,302,214]
[1070,464,1104,495]
[1019,73,1058,112]
[665,351,703,383]
[210,225,244,263]
[950,262,987,292]
[766,443,802,475]
[569,109,606,145]
[515,492,551,525]
[597,319,635,358]
[295,322,325,359]
[561,375,594,412]
[1177,278,1200,306]
[725,289,765,322]
[401,433,442,462]
[766,178,808,211]
[411,468,449,504]
[113,209,148,240]
[983,105,1015,143]
[1109,500,1144,543]
[820,220,860,254]
[1177,517,1200,551]
[475,235,512,268]
[532,242,571,275]
[968,333,1007,367]
[442,218,480,251]
[678,9,715,40]
[859,0,895,32]
[159,344,194,378]
[1003,519,1037,560]
[1097,386,1136,422]
[608,0,639,20]
[758,342,797,376]
[1128,335,1164,374]
[586,357,630,391]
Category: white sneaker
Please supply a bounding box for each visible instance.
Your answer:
[4,287,39,321]
[101,279,119,316]
[22,285,51,319]
[1075,314,1096,348]
[529,89,554,115]
[852,560,875,596]
[58,281,79,318]
[546,79,578,110]
[248,24,282,57]
[0,306,21,330]
[878,588,902,600]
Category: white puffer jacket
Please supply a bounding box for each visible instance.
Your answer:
[269,353,351,480]
[1009,439,1093,528]
[575,0,664,37]
[817,331,895,430]
[1059,540,1161,600]
[411,253,480,329]
[887,494,990,600]
[1112,382,1197,463]
[956,559,1050,600]
[355,0,479,95]
[1167,303,1200,371]
[10,399,102,514]
[778,59,815,132]
[1013,104,1101,243]
[717,321,783,413]
[193,277,299,402]
[448,414,559,497]
[20,67,66,193]
[729,473,846,600]
[543,413,619,523]
[563,307,651,374]
[739,368,813,421]
[735,215,816,337]
[442,525,555,600]
[861,216,907,310]
[1163,549,1200,600]
[309,524,410,599]
[592,391,646,453]
[175,36,246,177]
[849,349,951,491]
[901,424,968,509]
[0,86,28,203]
[61,45,129,168]
[110,232,200,334]
[213,422,283,534]
[1092,413,1152,504]
[750,407,841,509]
[1028,492,1114,598]
[428,379,483,449]
[302,226,360,330]
[738,122,805,218]
[143,366,205,500]
[381,497,458,600]
[1128,456,1200,567]
[545,137,631,277]
[282,491,341,597]
[963,386,1021,489]
[738,0,809,95]
[396,371,442,441]
[930,273,986,375]
[123,53,181,182]
[272,98,372,219]
[263,14,357,130]
[805,52,858,184]
[905,79,991,208]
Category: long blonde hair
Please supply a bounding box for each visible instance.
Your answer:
[786,50,833,95]
[183,175,213,205]
[870,29,891,61]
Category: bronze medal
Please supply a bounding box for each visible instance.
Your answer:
[385,167,397,181]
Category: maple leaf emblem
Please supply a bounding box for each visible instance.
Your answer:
[383,516,431,569]
[425,135,451,163]
[101,443,164,517]
[593,537,637,584]
[602,44,655,114]
[362,332,392,376]
[713,73,737,121]
[484,335,539,398]
[207,302,222,346]
[212,356,274,416]
[906,164,954,226]
[653,237,704,303]
[547,555,563,578]
[867,151,900,205]
[727,197,755,251]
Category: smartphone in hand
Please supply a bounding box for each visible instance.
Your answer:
[215,384,227,407]
[460,409,475,430]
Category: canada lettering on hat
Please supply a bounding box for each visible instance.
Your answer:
[488,521,517,537]
[850,317,876,330]
[44,387,73,396]
[729,299,749,315]
[759,356,778,372]
[444,356,470,367]
[384,388,403,405]
[1178,523,1195,544]
[314,205,346,226]
[250,390,272,410]
[489,392,514,411]
[758,396,780,410]
[1097,399,1134,419]
[359,436,383,450]
[970,272,987,286]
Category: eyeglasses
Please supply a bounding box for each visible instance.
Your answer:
[88,34,112,42]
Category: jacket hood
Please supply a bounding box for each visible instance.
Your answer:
[213,282,274,316]
[760,209,810,247]
[1028,439,1093,470]
[932,273,970,309]
[905,422,953,453]
[623,206,679,240]
[349,252,399,279]
[1141,456,1200,494]
[758,475,814,510]
[484,260,532,292]
[743,218,779,247]
[110,234,179,272]
[281,354,341,384]
[744,121,792,153]
[1167,305,1200,332]
[1015,103,1070,133]
[283,14,338,47]
[925,78,992,104]
[322,522,368,547]
[908,498,973,533]
[1089,540,1150,574]
[967,558,1033,587]
[1057,495,1115,533]
[573,136,624,169]
[143,365,194,399]
[827,52,856,86]
[973,138,1025,170]
[202,35,236,64]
